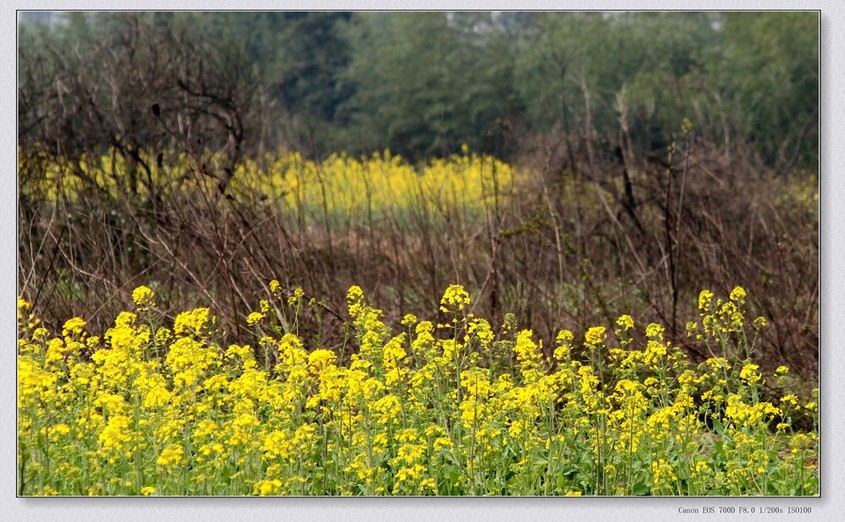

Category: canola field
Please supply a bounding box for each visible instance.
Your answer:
[17,283,819,496]
[21,146,516,226]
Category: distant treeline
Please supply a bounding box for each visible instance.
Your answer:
[19,11,818,170]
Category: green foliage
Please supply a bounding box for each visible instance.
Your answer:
[144,12,355,157]
[342,13,508,159]
[718,12,819,170]
[19,11,818,169]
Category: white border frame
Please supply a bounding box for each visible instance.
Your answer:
[4,2,839,521]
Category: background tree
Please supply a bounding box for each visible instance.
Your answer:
[716,12,819,172]
[341,12,515,160]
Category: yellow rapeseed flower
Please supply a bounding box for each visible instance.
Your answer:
[62,317,87,338]
[288,287,305,306]
[513,329,542,378]
[346,285,367,320]
[154,327,172,346]
[698,289,714,312]
[156,443,185,468]
[616,314,634,331]
[440,284,471,313]
[556,329,574,344]
[143,385,172,409]
[131,285,155,308]
[173,308,213,337]
[729,286,746,302]
[584,326,606,346]
[98,414,132,453]
[645,323,665,339]
[651,458,677,490]
[246,311,265,326]
[269,279,281,293]
[692,460,710,477]
[739,362,761,385]
[308,348,337,372]
[467,317,494,347]
[253,479,283,496]
[643,340,667,366]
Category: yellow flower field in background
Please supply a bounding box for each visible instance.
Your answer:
[21,146,515,226]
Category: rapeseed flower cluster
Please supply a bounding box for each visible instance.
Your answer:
[17,284,818,496]
[23,147,516,231]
